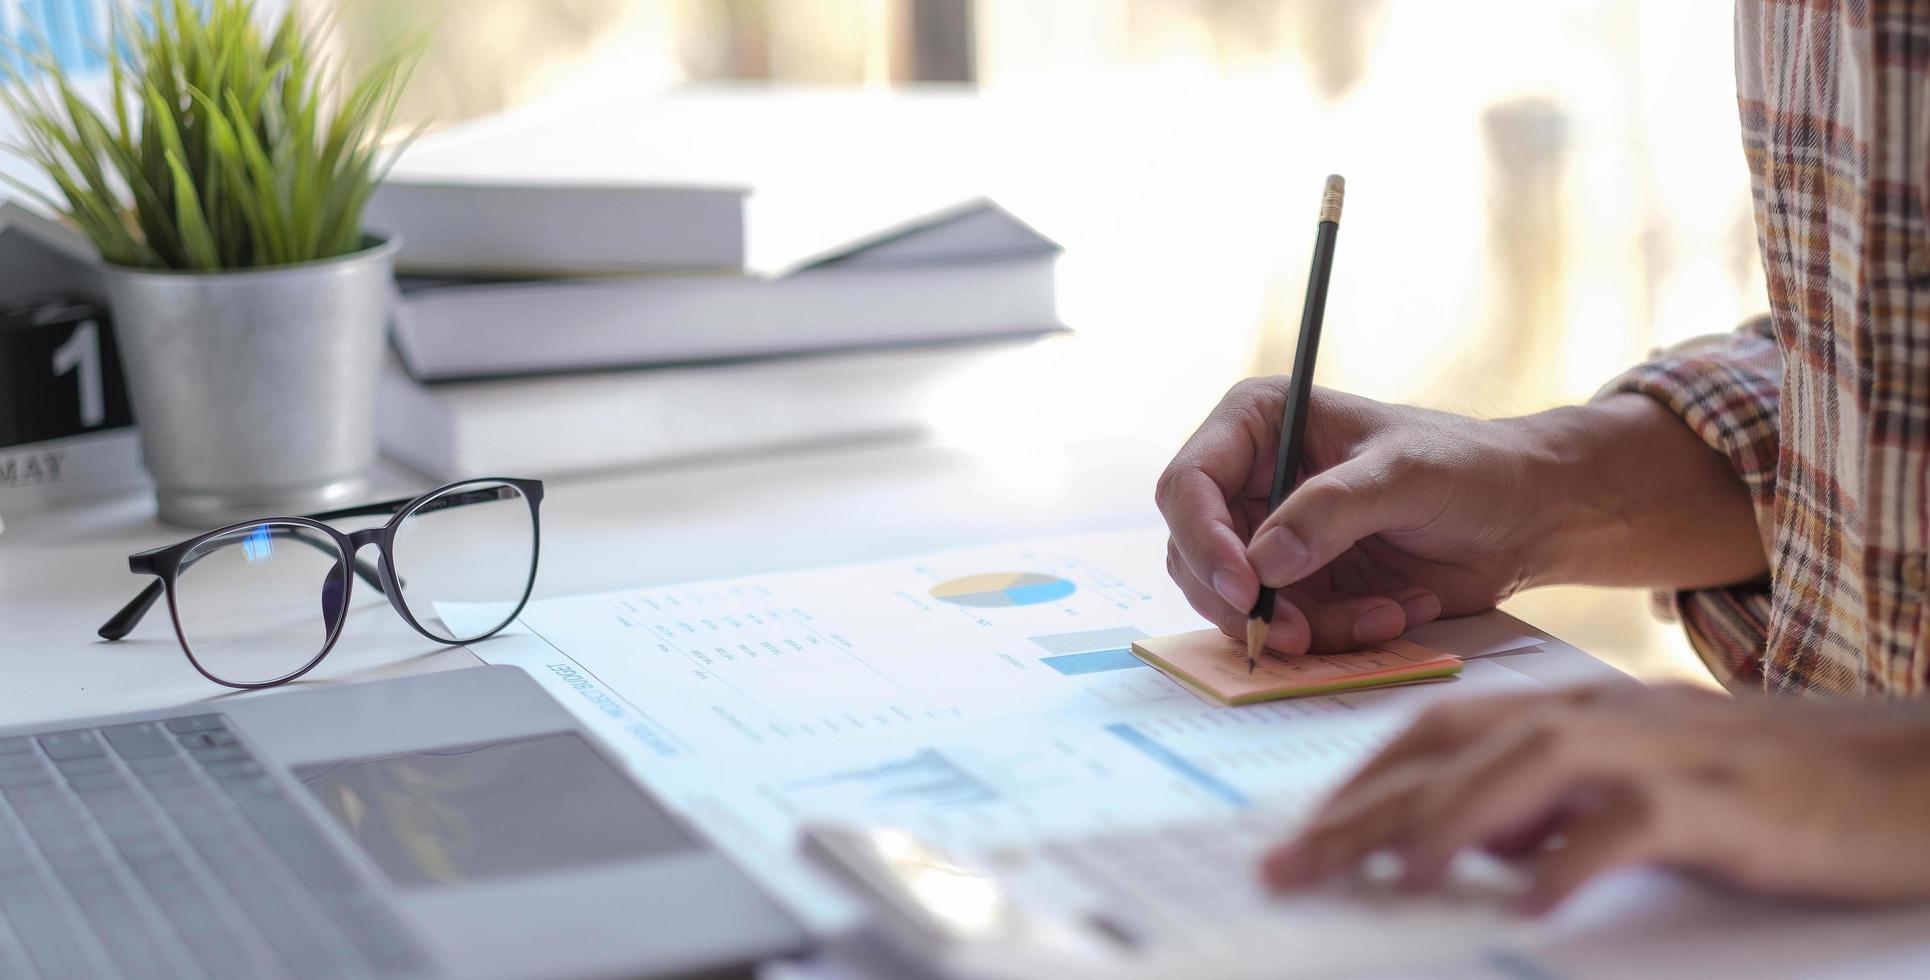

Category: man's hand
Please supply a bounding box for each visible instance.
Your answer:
[1156,380,1555,655]
[1262,684,1930,913]
[1155,380,1768,656]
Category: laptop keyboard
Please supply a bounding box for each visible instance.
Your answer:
[0,714,426,979]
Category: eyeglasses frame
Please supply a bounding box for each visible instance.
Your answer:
[97,477,545,690]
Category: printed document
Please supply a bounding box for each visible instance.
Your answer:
[441,528,1541,930]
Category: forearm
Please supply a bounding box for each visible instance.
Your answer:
[1514,393,1769,590]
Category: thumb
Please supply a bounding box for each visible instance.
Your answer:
[1247,451,1418,587]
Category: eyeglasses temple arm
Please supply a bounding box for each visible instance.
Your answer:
[305,496,414,521]
[305,485,523,523]
[96,533,388,641]
[98,580,162,640]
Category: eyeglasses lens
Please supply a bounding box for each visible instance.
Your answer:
[171,521,348,686]
[389,481,537,641]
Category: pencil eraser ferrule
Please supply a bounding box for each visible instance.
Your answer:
[1320,174,1346,224]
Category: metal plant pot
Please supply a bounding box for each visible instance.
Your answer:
[101,237,397,528]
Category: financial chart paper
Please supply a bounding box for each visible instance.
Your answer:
[441,527,1539,929]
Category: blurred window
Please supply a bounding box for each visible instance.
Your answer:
[2,0,112,76]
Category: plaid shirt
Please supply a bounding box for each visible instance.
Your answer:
[1604,1,1930,695]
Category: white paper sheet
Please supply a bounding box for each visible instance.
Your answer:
[446,531,1930,977]
[443,529,1543,931]
[1403,615,1544,659]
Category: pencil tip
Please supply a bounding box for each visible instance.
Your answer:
[1244,616,1267,671]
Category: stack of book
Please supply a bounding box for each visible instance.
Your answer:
[370,175,1065,481]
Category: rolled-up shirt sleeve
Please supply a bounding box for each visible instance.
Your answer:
[1594,315,1781,691]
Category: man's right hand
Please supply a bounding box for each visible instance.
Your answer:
[1156,379,1555,655]
[1155,379,1768,656]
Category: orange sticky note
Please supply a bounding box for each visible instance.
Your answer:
[1130,629,1462,706]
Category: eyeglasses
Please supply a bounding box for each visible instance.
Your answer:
[98,478,544,689]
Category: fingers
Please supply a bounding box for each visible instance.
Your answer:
[1330,690,1557,799]
[1168,542,1439,658]
[1261,759,1432,887]
[1260,683,1930,918]
[1516,798,1651,915]
[1396,718,1592,890]
[1168,539,1313,655]
[1282,585,1439,654]
[1385,586,1443,632]
[1247,451,1427,588]
[1156,465,1258,610]
[1266,726,1553,893]
[1157,380,1293,610]
[1278,589,1404,654]
[1158,380,1421,623]
[1481,808,1568,859]
[1263,688,1647,904]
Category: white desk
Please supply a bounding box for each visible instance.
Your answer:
[0,436,1141,723]
[0,435,1613,726]
[23,434,1918,980]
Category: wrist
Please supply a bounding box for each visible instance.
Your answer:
[1501,399,1646,589]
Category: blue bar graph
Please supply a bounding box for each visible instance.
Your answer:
[782,749,1001,812]
[1032,627,1150,675]
[1040,648,1146,676]
[1104,723,1249,808]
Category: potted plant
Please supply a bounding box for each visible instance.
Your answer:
[1,0,418,526]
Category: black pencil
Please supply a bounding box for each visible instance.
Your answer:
[1245,174,1345,673]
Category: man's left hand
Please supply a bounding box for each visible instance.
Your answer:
[1262,683,1930,913]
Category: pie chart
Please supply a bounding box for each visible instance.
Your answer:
[930,572,1077,608]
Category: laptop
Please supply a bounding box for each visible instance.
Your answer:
[0,665,806,980]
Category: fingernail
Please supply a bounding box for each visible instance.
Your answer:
[1268,620,1310,657]
[1353,603,1406,645]
[1249,527,1312,584]
[1396,590,1440,625]
[1511,890,1552,918]
[1261,844,1308,889]
[1397,847,1440,893]
[1211,570,1251,609]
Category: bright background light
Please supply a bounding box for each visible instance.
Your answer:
[328,0,1763,685]
[3,1,1764,684]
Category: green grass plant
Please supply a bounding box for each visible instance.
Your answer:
[1,0,419,270]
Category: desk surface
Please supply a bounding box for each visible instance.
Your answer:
[0,435,1613,726]
[12,436,1929,980]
